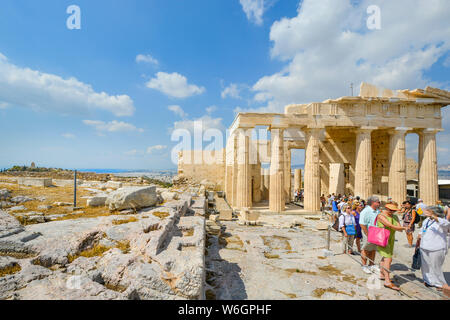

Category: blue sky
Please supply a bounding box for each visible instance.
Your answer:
[0,0,449,170]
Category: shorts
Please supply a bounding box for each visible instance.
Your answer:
[402,221,415,234]
[362,236,377,251]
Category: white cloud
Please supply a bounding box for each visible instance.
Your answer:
[124,149,140,156]
[206,106,217,114]
[147,145,168,154]
[83,120,144,133]
[239,0,266,26]
[246,0,450,113]
[0,53,135,116]
[136,54,159,66]
[146,72,205,98]
[0,102,10,110]
[168,105,188,118]
[62,133,76,139]
[444,55,450,68]
[221,83,242,99]
[172,115,225,133]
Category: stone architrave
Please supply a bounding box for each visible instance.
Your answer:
[388,128,409,205]
[354,127,376,200]
[269,127,285,213]
[419,129,440,205]
[236,128,253,209]
[304,128,322,212]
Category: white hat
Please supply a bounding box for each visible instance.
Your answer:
[418,199,423,202]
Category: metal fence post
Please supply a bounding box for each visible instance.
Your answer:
[74,170,77,208]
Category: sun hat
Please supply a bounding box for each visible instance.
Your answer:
[385,203,400,211]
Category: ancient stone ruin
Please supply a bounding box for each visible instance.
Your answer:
[178,83,450,212]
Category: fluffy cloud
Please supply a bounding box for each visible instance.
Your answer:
[221,83,242,99]
[146,72,205,98]
[172,115,225,133]
[168,105,188,118]
[136,54,159,66]
[83,120,144,133]
[206,106,217,114]
[0,53,135,116]
[239,0,266,26]
[247,0,450,113]
[147,145,168,154]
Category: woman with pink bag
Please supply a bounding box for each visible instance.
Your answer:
[375,202,407,291]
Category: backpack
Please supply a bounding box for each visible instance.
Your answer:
[413,210,420,224]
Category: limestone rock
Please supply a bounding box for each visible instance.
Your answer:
[8,206,26,212]
[161,191,178,201]
[0,201,13,209]
[0,210,24,239]
[86,196,107,207]
[105,181,123,190]
[53,202,72,207]
[106,186,157,211]
[37,205,52,211]
[10,196,34,204]
[0,189,10,200]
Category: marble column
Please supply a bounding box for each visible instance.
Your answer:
[260,168,265,201]
[354,127,375,200]
[263,168,270,200]
[230,134,238,208]
[269,128,285,213]
[284,143,291,203]
[419,129,439,205]
[304,128,322,212]
[236,128,252,209]
[294,169,302,193]
[388,128,408,205]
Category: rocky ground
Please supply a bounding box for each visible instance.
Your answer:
[1,174,448,300]
[0,175,207,300]
[204,212,449,300]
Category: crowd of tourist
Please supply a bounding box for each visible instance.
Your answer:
[325,193,450,294]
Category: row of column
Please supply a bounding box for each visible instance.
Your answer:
[226,126,439,213]
[354,127,439,206]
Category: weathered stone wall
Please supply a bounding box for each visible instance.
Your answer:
[178,150,226,190]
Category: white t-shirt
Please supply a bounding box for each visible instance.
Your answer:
[420,217,450,252]
[339,212,356,230]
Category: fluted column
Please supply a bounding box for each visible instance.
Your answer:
[388,128,408,205]
[304,128,322,212]
[354,127,375,200]
[236,128,252,209]
[294,169,302,193]
[263,168,270,200]
[419,129,439,205]
[284,143,291,203]
[230,134,238,208]
[269,127,285,213]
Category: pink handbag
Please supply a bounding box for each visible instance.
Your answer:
[368,214,391,247]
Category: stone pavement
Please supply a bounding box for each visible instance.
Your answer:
[205,214,449,300]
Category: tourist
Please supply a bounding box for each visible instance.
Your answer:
[339,204,356,254]
[387,197,393,204]
[416,206,450,291]
[359,195,381,274]
[416,199,427,227]
[320,194,326,210]
[352,202,363,252]
[376,203,406,291]
[400,201,417,247]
